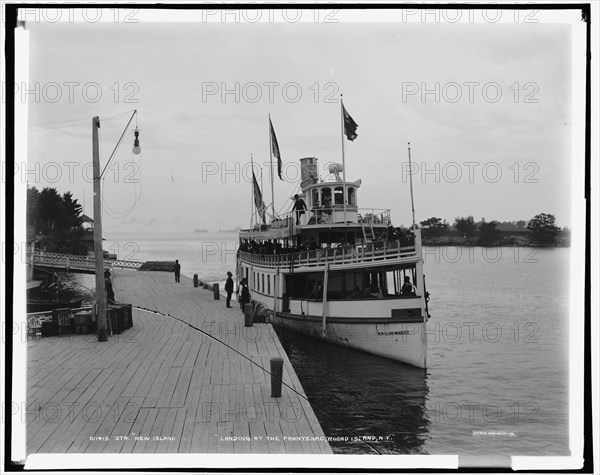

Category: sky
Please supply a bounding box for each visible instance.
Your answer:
[21,7,581,234]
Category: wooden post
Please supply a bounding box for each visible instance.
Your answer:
[270,357,283,397]
[212,283,220,299]
[193,274,198,287]
[92,116,107,342]
[321,263,329,337]
[244,303,253,327]
[27,241,34,281]
[273,271,278,317]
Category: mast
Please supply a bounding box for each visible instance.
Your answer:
[268,113,276,221]
[260,165,265,223]
[340,96,347,224]
[407,142,416,229]
[250,154,255,228]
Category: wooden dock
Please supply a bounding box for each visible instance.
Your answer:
[26,270,332,454]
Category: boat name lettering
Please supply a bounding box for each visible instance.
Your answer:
[377,330,410,336]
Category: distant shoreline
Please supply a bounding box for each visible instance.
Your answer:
[421,233,570,248]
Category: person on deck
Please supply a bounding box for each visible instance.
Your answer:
[104,269,115,304]
[238,277,250,313]
[174,259,181,283]
[308,280,322,300]
[292,194,307,225]
[225,271,234,308]
[402,276,417,296]
[368,281,383,299]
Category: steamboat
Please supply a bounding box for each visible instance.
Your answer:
[237,153,431,368]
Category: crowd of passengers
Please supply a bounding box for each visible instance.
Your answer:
[238,226,415,256]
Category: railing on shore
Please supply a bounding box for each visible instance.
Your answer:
[240,237,418,269]
[26,305,94,318]
[26,251,144,272]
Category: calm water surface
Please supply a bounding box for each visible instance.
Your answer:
[72,234,571,457]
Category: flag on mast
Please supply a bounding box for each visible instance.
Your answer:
[342,102,358,141]
[269,118,283,180]
[252,169,266,224]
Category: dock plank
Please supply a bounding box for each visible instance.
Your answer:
[26,270,331,455]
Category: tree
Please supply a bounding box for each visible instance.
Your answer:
[516,220,527,230]
[419,217,448,237]
[27,186,87,254]
[478,220,502,245]
[27,186,40,241]
[527,213,560,246]
[37,187,63,234]
[496,221,518,232]
[58,192,83,230]
[454,216,477,237]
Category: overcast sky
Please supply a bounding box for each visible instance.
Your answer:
[22,8,581,233]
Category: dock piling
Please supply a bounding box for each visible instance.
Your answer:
[193,274,198,287]
[212,283,220,299]
[244,303,253,327]
[270,357,284,397]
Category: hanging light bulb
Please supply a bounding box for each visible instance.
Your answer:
[132,128,141,155]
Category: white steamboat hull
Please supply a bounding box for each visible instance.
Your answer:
[268,312,427,368]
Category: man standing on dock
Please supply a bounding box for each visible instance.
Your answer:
[104,269,115,304]
[239,278,250,313]
[225,271,234,308]
[174,259,181,283]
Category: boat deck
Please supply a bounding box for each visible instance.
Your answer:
[26,270,332,455]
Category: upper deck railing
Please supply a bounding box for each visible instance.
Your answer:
[239,235,418,270]
[240,207,392,238]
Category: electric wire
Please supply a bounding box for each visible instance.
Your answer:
[28,110,136,131]
[29,116,91,128]
[98,113,142,220]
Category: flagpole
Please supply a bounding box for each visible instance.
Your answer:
[260,165,265,223]
[268,113,276,221]
[407,142,416,229]
[340,96,347,224]
[250,154,255,229]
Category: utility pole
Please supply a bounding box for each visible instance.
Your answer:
[92,116,107,341]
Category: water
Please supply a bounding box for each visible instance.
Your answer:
[72,233,571,457]
[105,231,239,286]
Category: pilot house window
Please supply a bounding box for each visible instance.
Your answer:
[348,187,355,205]
[334,187,344,205]
[321,187,332,207]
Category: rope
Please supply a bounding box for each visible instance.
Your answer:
[131,304,382,455]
